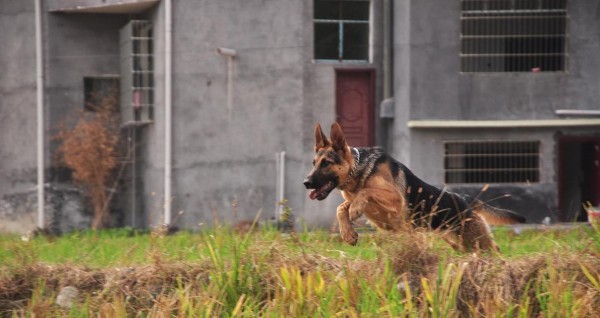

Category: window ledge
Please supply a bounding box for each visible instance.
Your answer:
[408,119,600,129]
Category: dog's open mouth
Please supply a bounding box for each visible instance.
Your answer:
[308,181,335,201]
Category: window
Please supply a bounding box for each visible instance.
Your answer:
[120,20,154,123]
[83,76,119,112]
[444,140,540,183]
[314,0,370,61]
[460,0,568,72]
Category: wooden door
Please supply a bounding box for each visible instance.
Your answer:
[335,69,375,147]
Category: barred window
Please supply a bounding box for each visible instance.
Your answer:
[444,140,540,183]
[460,0,568,73]
[314,0,370,62]
[120,20,154,123]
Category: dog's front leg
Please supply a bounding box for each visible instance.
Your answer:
[337,201,358,245]
[348,193,369,222]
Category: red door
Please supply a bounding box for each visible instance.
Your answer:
[335,69,375,147]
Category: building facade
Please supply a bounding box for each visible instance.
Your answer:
[392,0,600,223]
[0,0,598,233]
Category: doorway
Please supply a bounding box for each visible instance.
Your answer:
[335,69,375,147]
[558,137,600,222]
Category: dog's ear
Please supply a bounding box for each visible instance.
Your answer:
[314,123,330,152]
[330,122,348,154]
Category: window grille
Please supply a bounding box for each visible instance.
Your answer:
[460,0,568,73]
[120,20,154,123]
[314,0,370,62]
[444,140,540,183]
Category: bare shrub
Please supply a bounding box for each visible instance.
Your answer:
[55,92,120,229]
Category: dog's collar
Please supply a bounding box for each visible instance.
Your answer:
[338,147,360,191]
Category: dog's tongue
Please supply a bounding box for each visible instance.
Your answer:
[308,189,318,200]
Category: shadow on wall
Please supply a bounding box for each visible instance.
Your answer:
[449,184,556,224]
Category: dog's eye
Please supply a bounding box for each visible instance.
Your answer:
[312,160,316,166]
[321,161,330,168]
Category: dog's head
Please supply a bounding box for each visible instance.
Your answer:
[303,123,352,200]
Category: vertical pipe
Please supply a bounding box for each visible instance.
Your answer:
[274,153,280,219]
[279,151,285,204]
[131,128,137,227]
[35,0,45,229]
[274,151,286,219]
[227,56,233,121]
[383,0,392,99]
[278,151,285,218]
[382,0,393,151]
[164,0,173,225]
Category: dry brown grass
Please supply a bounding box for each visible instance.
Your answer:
[1,228,599,316]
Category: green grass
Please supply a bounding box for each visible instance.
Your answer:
[0,226,390,268]
[0,225,594,266]
[1,224,599,317]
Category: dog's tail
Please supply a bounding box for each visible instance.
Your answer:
[472,200,526,225]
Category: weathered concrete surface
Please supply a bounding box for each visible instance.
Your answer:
[392,0,600,221]
[135,0,385,229]
[0,184,92,234]
[404,0,600,121]
[0,1,38,199]
[5,0,596,233]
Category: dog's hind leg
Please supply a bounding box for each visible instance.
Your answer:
[457,213,499,252]
[439,231,463,252]
[337,201,359,245]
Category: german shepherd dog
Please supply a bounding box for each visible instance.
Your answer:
[303,123,525,252]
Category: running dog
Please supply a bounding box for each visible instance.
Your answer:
[303,123,525,251]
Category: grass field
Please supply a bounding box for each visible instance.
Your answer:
[1,222,599,317]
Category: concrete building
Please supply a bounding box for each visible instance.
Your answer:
[391,0,600,223]
[0,0,598,233]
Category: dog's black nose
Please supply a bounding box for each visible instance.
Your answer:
[303,178,313,189]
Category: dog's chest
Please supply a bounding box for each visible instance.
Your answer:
[340,190,356,202]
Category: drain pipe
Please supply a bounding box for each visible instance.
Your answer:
[164,0,173,225]
[383,0,393,100]
[381,0,394,151]
[216,47,237,121]
[35,0,45,229]
[275,151,285,219]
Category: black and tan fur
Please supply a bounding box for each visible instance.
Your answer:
[303,123,525,252]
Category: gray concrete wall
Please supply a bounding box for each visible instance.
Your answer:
[0,0,386,232]
[0,1,39,232]
[129,0,386,230]
[391,0,600,223]
[408,127,598,223]
[147,0,308,229]
[0,1,125,232]
[0,1,38,197]
[300,0,385,228]
[407,0,600,121]
[46,12,128,129]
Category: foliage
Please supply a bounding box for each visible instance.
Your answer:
[55,92,120,229]
[0,225,599,317]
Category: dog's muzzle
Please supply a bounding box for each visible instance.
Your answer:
[303,176,335,201]
[302,178,314,189]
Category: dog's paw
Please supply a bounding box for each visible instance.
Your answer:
[340,227,359,246]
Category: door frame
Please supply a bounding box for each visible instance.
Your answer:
[557,135,600,221]
[334,68,376,147]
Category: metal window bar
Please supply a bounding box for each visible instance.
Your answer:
[444,140,541,184]
[460,0,568,73]
[314,19,369,61]
[131,20,154,121]
[313,0,370,62]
